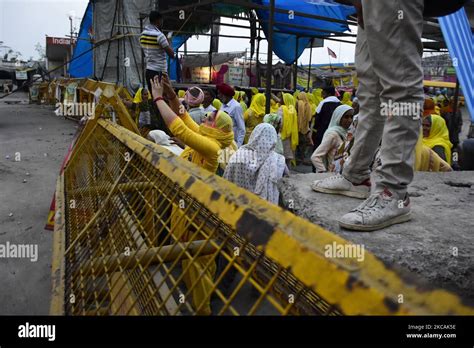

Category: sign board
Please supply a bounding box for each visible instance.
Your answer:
[46,37,77,46]
[228,66,249,86]
[15,71,28,80]
[190,67,211,84]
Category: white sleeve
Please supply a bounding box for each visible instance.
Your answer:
[311,133,337,172]
[157,32,169,48]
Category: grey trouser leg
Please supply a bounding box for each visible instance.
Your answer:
[343,0,424,197]
[342,24,385,184]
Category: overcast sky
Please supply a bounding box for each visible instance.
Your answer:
[0,0,357,64]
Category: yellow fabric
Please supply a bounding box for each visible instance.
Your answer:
[240,100,248,113]
[178,89,186,98]
[312,88,323,107]
[212,98,222,110]
[434,105,441,115]
[422,114,453,165]
[270,99,280,113]
[214,110,234,133]
[169,210,216,315]
[415,131,452,172]
[307,94,317,115]
[250,87,258,102]
[235,91,247,112]
[341,92,353,106]
[243,94,266,143]
[296,92,312,134]
[248,93,266,116]
[169,112,234,314]
[280,93,299,151]
[132,88,151,103]
[169,112,234,173]
[293,90,300,99]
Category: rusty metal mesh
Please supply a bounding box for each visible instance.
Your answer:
[62,121,338,316]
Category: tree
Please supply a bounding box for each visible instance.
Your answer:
[35,43,46,60]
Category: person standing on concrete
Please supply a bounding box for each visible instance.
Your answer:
[140,11,175,85]
[217,83,246,147]
[312,0,425,231]
[140,11,175,132]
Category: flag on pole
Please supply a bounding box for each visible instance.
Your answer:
[327,47,337,59]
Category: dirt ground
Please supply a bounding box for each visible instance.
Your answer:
[0,92,76,314]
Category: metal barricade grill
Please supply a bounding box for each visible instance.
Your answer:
[58,122,336,316]
[47,79,474,316]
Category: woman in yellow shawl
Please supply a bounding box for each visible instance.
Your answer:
[296,92,313,162]
[243,93,266,143]
[307,93,317,116]
[341,91,353,107]
[279,93,299,165]
[270,93,280,113]
[151,74,235,315]
[236,91,248,113]
[422,114,453,165]
[250,87,259,102]
[296,92,313,134]
[312,88,323,107]
[415,131,452,172]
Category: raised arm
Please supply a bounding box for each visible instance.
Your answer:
[150,76,219,158]
[161,74,183,116]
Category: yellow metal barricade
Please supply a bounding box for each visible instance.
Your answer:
[49,79,474,316]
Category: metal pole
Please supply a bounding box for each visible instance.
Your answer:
[240,48,247,86]
[69,16,74,77]
[256,24,261,87]
[139,16,145,87]
[453,78,460,117]
[209,24,213,83]
[265,0,275,114]
[307,40,313,91]
[293,36,299,91]
[92,1,96,79]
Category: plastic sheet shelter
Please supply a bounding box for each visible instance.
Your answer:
[438,7,474,121]
[69,2,93,78]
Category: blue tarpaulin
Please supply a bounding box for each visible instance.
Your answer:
[69,2,93,78]
[70,0,355,80]
[438,7,474,122]
[254,0,355,64]
[169,34,191,82]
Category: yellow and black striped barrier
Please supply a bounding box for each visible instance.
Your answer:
[46,79,473,316]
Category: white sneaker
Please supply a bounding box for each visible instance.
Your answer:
[311,174,371,199]
[338,188,411,232]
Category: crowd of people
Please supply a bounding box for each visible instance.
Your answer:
[125,75,470,200]
[134,11,471,212]
[127,4,473,314]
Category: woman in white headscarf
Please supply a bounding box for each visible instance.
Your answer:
[310,104,353,173]
[224,123,288,204]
